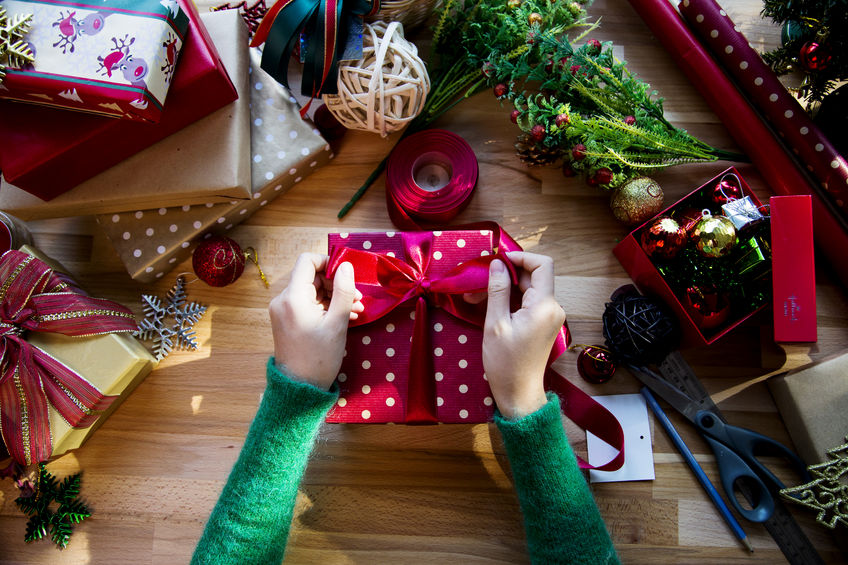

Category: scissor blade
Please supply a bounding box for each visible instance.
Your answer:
[658,351,724,420]
[629,365,702,423]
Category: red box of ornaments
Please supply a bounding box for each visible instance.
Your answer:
[613,167,800,346]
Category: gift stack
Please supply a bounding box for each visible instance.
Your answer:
[95,48,332,282]
[0,0,333,284]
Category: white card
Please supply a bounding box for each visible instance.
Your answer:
[587,393,655,483]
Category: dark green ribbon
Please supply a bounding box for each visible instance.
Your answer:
[254,0,378,99]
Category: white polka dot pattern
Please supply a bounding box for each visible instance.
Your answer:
[96,49,334,283]
[679,0,848,210]
[325,229,501,424]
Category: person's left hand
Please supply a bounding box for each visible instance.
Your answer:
[269,253,364,390]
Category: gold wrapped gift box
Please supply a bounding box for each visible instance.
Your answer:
[18,245,157,459]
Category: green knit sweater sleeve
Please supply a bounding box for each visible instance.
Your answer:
[191,358,338,565]
[495,392,620,565]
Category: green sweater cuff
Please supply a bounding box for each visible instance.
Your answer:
[191,358,338,565]
[495,393,619,565]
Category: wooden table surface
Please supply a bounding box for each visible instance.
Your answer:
[2,0,847,562]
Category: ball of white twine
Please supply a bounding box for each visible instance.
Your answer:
[323,21,430,137]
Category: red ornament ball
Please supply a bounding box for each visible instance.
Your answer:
[494,83,508,98]
[682,286,730,330]
[712,174,743,205]
[577,346,617,384]
[193,236,246,287]
[640,216,687,259]
[530,124,546,141]
[799,41,832,72]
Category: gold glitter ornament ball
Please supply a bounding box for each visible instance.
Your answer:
[691,215,737,258]
[610,177,665,226]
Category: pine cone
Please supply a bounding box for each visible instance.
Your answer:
[514,134,562,166]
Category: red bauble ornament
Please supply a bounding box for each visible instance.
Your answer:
[711,173,743,205]
[572,143,587,160]
[193,236,246,287]
[494,83,508,98]
[510,109,521,124]
[530,124,546,141]
[577,346,617,384]
[799,41,832,72]
[682,286,730,330]
[640,216,687,259]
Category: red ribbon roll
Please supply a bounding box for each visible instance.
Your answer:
[385,129,478,230]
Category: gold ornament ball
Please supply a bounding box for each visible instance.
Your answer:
[528,12,543,25]
[507,0,522,8]
[691,215,737,258]
[610,177,665,226]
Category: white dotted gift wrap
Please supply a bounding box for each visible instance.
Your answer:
[97,48,333,283]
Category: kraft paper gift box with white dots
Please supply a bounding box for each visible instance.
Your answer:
[98,47,332,283]
[326,230,499,424]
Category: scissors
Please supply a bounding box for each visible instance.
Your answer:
[630,353,812,523]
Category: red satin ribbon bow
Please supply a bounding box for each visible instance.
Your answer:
[328,228,625,471]
[0,250,139,465]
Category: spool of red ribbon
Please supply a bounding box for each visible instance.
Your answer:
[385,129,478,230]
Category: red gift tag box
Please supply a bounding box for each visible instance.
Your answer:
[325,229,498,424]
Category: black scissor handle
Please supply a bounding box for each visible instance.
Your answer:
[700,433,775,522]
[695,411,812,492]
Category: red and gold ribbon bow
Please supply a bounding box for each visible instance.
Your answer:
[0,250,138,465]
[328,227,625,471]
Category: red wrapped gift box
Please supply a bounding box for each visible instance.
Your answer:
[323,228,627,470]
[0,0,190,122]
[326,229,497,423]
[0,0,236,201]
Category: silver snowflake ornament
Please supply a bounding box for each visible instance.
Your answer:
[135,276,207,361]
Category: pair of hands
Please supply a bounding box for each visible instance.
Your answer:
[269,252,565,419]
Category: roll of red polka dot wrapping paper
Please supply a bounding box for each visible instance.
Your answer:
[679,0,848,214]
[325,230,497,424]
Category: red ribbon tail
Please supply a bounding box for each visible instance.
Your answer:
[404,297,438,424]
[544,368,625,471]
[250,0,295,46]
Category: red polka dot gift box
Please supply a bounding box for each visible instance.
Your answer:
[326,229,499,423]
[323,228,627,471]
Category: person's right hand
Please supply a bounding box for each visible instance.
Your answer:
[482,252,565,420]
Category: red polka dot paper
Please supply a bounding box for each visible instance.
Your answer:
[325,230,497,424]
[679,0,848,213]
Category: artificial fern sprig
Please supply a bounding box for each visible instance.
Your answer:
[14,463,92,549]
